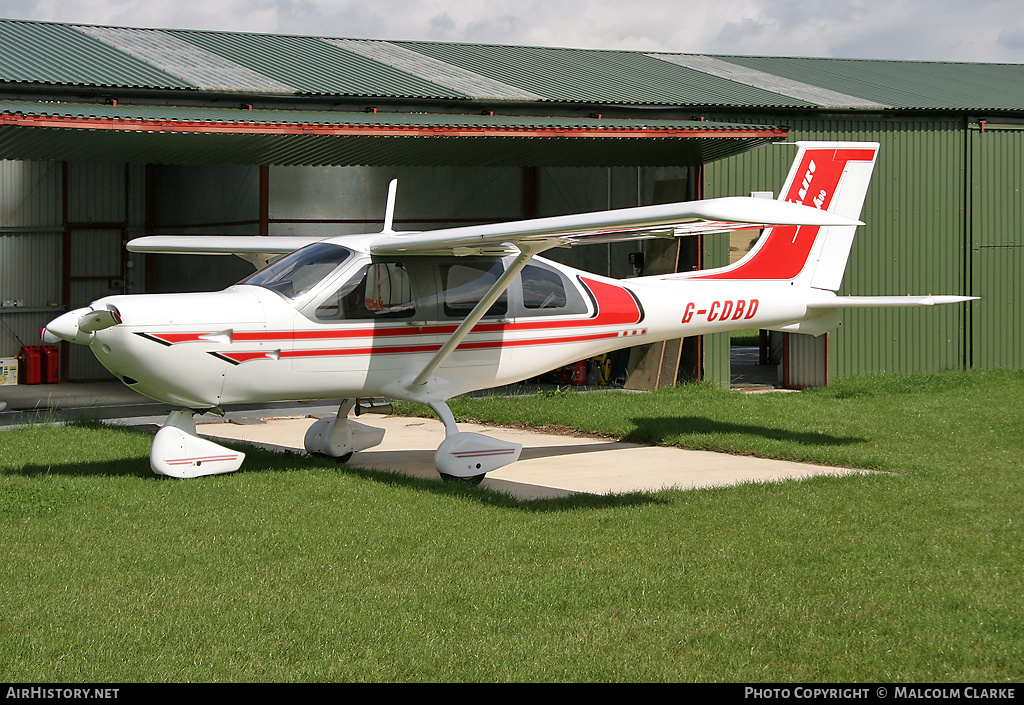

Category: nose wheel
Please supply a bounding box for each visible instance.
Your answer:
[440,473,487,485]
[303,399,385,461]
[429,401,521,484]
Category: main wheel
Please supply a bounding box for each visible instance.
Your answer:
[313,451,353,463]
[440,473,486,486]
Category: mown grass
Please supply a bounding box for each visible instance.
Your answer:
[731,328,762,346]
[0,369,1021,682]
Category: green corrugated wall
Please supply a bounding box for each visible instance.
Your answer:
[969,124,1024,369]
[702,115,978,383]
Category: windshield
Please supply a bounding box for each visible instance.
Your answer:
[242,242,353,301]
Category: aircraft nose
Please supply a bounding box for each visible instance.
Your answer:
[42,306,122,345]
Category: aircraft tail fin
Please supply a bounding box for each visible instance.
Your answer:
[690,142,879,289]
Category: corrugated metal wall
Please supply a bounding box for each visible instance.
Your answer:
[704,115,973,384]
[0,160,144,381]
[63,163,136,380]
[0,161,63,373]
[969,124,1024,369]
[784,333,829,388]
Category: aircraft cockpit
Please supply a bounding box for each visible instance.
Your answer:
[241,241,589,323]
[242,241,354,302]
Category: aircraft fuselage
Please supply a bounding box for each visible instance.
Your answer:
[64,250,817,410]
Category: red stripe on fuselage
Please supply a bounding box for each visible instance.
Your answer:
[142,277,643,353]
[216,331,625,364]
[164,454,240,466]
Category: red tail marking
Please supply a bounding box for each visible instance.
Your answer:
[695,147,875,281]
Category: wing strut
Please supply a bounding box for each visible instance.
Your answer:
[411,240,555,387]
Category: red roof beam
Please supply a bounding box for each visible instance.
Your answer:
[0,113,787,139]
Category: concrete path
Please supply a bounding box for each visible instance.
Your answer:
[198,414,862,500]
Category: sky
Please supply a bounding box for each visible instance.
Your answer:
[3,0,1024,63]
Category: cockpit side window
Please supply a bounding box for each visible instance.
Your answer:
[243,243,352,301]
[314,261,416,320]
[441,259,507,317]
[521,264,568,310]
[516,262,588,317]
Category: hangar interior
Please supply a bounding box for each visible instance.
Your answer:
[0,158,712,383]
[1,18,1022,393]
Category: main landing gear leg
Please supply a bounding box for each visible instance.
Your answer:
[151,409,245,478]
[429,400,522,485]
[303,399,385,462]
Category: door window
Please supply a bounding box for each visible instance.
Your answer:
[314,261,415,320]
[441,260,507,317]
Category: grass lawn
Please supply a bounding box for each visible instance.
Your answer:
[730,328,762,347]
[0,369,1021,682]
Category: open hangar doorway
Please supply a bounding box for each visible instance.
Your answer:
[0,111,783,386]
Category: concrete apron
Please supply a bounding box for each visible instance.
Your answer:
[197,415,863,501]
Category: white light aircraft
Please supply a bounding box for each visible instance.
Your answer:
[43,142,974,482]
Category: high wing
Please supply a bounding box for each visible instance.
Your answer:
[379,193,860,387]
[127,186,860,261]
[126,235,324,255]
[370,195,861,256]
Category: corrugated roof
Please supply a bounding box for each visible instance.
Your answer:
[648,54,890,109]
[326,39,544,102]
[0,19,194,89]
[717,55,1024,110]
[1,19,1022,111]
[0,123,777,167]
[163,28,467,99]
[0,98,777,132]
[389,41,816,107]
[77,25,296,93]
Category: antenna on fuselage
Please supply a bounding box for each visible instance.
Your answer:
[382,179,398,234]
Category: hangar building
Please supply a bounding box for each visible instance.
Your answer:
[0,18,1021,390]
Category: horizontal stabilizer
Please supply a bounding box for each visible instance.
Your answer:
[808,295,978,308]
